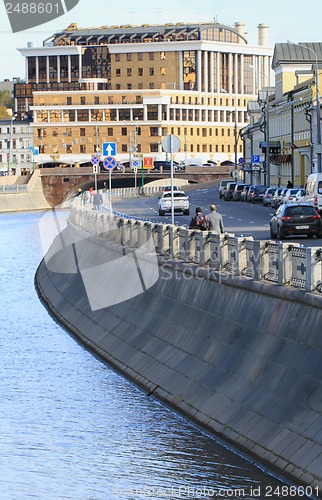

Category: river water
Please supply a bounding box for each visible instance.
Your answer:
[0,210,308,500]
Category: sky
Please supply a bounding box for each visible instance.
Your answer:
[0,0,321,81]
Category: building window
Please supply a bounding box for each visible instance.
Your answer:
[221,145,225,152]
[121,127,127,136]
[127,68,132,77]
[127,84,132,90]
[149,83,154,89]
[150,143,158,152]
[66,145,72,153]
[149,68,154,76]
[116,84,121,90]
[80,145,86,153]
[160,67,166,76]
[121,144,127,152]
[108,128,113,136]
[202,145,207,152]
[150,127,158,136]
[80,128,86,136]
[138,68,143,76]
[65,128,72,136]
[160,52,165,60]
[126,53,132,61]
[138,53,143,61]
[116,54,120,62]
[80,96,85,105]
[67,97,72,105]
[202,128,207,137]
[94,96,99,105]
[116,68,121,77]
[149,53,154,60]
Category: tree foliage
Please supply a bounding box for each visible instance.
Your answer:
[0,105,11,119]
[0,90,14,110]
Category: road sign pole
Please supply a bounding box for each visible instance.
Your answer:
[170,135,174,225]
[109,169,112,213]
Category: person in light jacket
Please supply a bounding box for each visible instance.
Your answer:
[207,204,224,233]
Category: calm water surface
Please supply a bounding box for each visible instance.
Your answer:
[0,210,297,500]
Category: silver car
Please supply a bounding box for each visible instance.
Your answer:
[263,187,277,206]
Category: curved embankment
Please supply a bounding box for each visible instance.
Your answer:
[35,220,322,495]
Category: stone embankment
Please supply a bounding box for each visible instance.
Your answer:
[35,207,322,498]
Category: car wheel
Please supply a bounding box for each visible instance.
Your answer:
[270,226,277,239]
[277,226,285,240]
[159,210,165,216]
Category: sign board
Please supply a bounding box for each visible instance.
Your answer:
[93,164,99,174]
[252,154,261,163]
[238,157,245,164]
[162,134,180,153]
[143,157,154,169]
[103,156,117,170]
[131,159,142,169]
[102,142,117,157]
[91,156,99,165]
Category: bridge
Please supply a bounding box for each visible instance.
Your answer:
[39,166,232,206]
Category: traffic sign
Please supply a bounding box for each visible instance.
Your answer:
[252,154,261,163]
[103,156,117,170]
[131,159,142,169]
[93,164,99,174]
[239,157,245,164]
[162,134,180,153]
[91,156,99,165]
[102,142,117,157]
[143,157,154,169]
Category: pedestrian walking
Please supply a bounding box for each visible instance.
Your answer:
[206,204,224,234]
[287,180,293,188]
[189,207,210,231]
[93,191,103,212]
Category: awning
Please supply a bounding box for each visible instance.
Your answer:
[269,154,292,165]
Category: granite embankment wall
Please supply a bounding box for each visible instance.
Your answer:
[0,170,50,212]
[35,220,322,496]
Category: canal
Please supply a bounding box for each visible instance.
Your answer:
[0,210,306,500]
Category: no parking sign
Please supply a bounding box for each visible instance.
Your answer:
[103,156,117,170]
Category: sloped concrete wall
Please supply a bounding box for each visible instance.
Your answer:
[35,223,322,495]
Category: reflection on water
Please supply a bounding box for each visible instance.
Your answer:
[0,210,299,500]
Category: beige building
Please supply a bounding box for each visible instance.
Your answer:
[16,20,274,166]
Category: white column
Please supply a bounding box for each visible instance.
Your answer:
[25,58,29,83]
[57,56,60,84]
[216,52,220,94]
[46,56,49,82]
[197,50,202,93]
[158,104,162,121]
[36,56,39,84]
[203,50,208,93]
[228,53,233,94]
[68,55,71,82]
[240,54,244,96]
[210,52,214,94]
[234,53,238,96]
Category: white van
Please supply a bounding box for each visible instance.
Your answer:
[304,173,322,212]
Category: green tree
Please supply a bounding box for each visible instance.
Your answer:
[0,90,14,110]
[0,105,11,118]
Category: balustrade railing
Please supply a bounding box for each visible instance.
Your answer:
[69,206,322,293]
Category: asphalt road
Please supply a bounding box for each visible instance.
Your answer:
[111,183,322,248]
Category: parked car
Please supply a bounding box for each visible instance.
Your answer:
[158,190,190,216]
[233,183,248,201]
[249,185,266,203]
[218,179,232,199]
[263,187,277,206]
[269,203,322,240]
[276,188,288,208]
[271,188,284,209]
[152,161,180,171]
[281,188,299,204]
[290,188,306,204]
[224,182,237,201]
[240,184,252,202]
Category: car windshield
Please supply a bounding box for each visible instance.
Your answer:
[284,206,316,216]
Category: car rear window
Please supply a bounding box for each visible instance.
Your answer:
[285,206,316,216]
[163,192,185,198]
[256,187,266,194]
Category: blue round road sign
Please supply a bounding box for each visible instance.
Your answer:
[91,156,99,165]
[103,156,117,170]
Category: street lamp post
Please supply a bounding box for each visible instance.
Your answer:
[288,41,322,173]
[250,65,271,186]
